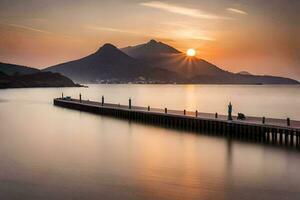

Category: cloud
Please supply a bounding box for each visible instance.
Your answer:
[193,36,215,41]
[140,1,229,19]
[86,26,140,35]
[3,23,75,39]
[227,8,248,15]
[7,23,53,35]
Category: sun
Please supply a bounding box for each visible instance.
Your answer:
[186,48,196,57]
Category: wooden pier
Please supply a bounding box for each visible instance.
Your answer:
[54,97,300,148]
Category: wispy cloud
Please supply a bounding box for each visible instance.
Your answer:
[3,23,75,39]
[227,8,248,15]
[140,1,229,19]
[7,23,53,35]
[86,26,140,35]
[193,36,215,41]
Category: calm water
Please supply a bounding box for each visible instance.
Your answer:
[0,84,300,200]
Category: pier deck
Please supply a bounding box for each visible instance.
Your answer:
[54,97,300,148]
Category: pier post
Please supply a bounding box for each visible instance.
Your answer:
[228,102,233,121]
[196,110,198,117]
[148,106,150,111]
[262,117,265,124]
[287,118,290,126]
[165,108,167,114]
[129,98,132,109]
[79,93,82,102]
[102,96,104,106]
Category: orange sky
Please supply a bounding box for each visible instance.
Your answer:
[0,0,299,80]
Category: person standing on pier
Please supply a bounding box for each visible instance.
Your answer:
[228,102,233,121]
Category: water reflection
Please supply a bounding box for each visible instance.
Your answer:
[0,85,300,199]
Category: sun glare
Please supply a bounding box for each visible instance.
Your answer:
[186,48,196,57]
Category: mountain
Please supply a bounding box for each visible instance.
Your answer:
[45,43,183,83]
[122,40,298,84]
[44,40,298,84]
[122,39,227,78]
[0,71,81,89]
[0,62,39,75]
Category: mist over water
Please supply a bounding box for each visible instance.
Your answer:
[1,84,300,200]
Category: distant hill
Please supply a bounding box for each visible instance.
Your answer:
[0,71,8,80]
[0,71,81,89]
[237,71,252,75]
[190,73,298,84]
[0,62,81,88]
[0,62,39,75]
[45,43,183,83]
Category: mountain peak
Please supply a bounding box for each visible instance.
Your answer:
[94,43,126,57]
[92,43,134,61]
[147,39,158,44]
[97,43,117,52]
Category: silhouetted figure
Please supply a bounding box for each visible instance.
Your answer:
[215,112,218,119]
[102,95,104,106]
[228,102,233,121]
[148,106,150,111]
[237,113,246,120]
[79,93,82,102]
[287,118,290,126]
[262,116,265,124]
